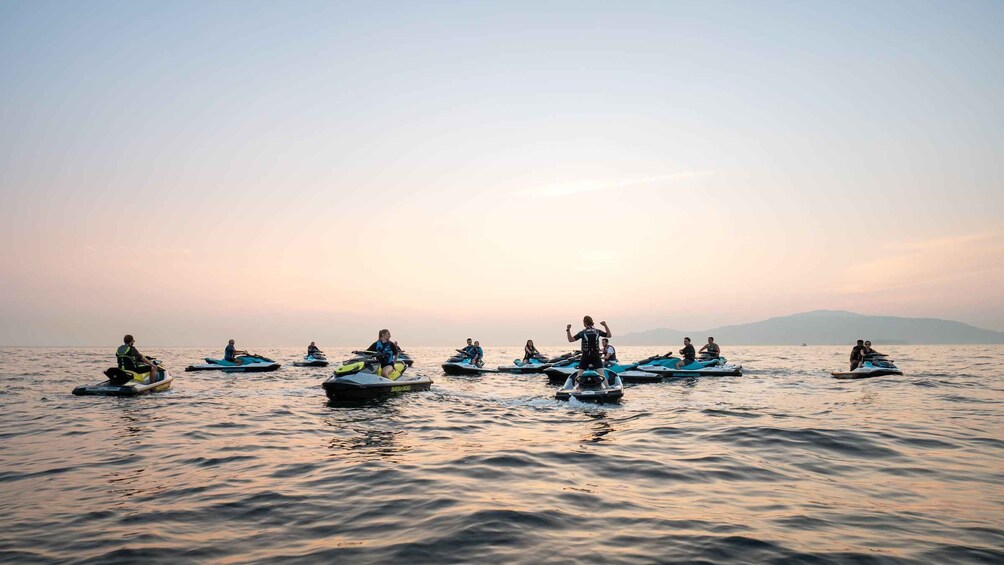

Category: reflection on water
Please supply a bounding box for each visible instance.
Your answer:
[0,345,1002,563]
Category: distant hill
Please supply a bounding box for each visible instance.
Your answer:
[618,310,1004,345]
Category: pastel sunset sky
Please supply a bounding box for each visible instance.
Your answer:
[1,1,1002,346]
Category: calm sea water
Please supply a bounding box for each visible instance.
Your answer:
[1,345,1002,564]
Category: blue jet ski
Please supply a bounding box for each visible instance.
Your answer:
[555,370,624,403]
[442,350,496,376]
[636,353,742,378]
[832,354,903,379]
[185,353,281,373]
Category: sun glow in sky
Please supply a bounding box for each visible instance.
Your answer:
[1,1,1002,346]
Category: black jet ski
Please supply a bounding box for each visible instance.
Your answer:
[293,354,329,367]
[555,370,624,403]
[832,354,903,379]
[442,350,497,376]
[73,360,175,396]
[185,353,281,373]
[323,355,432,401]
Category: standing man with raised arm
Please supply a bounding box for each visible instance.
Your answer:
[566,316,612,387]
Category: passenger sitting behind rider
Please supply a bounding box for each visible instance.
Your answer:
[602,338,617,364]
[675,337,696,369]
[472,341,484,367]
[698,337,720,358]
[368,329,401,378]
[566,316,612,387]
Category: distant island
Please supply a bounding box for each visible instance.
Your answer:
[618,310,1004,345]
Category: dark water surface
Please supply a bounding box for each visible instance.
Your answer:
[1,345,1002,564]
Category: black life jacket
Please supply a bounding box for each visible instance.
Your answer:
[581,328,601,354]
[116,344,137,371]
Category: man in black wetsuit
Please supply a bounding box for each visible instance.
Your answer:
[675,337,696,369]
[566,316,612,387]
[849,339,865,371]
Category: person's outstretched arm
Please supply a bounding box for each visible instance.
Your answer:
[698,344,708,353]
[601,321,612,338]
[566,324,575,343]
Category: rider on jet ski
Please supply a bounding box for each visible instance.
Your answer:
[307,341,323,357]
[368,329,402,378]
[602,338,617,364]
[116,334,160,381]
[523,339,543,364]
[698,337,720,358]
[675,337,696,369]
[566,316,612,388]
[225,339,248,366]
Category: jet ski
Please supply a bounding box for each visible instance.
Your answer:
[323,355,432,400]
[185,353,281,373]
[832,354,903,379]
[73,360,175,396]
[442,350,497,376]
[636,353,742,378]
[555,370,624,403]
[293,354,329,367]
[497,351,575,374]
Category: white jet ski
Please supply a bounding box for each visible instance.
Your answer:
[555,370,624,403]
[832,354,903,379]
[73,362,175,396]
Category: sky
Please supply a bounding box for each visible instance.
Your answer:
[1,0,1002,346]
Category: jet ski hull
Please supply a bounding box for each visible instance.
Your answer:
[617,369,664,383]
[185,362,281,373]
[638,364,743,378]
[832,369,903,379]
[73,372,175,396]
[293,358,329,367]
[497,362,550,374]
[322,374,433,401]
[555,375,624,403]
[442,362,496,376]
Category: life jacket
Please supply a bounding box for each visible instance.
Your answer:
[581,328,601,354]
[116,344,138,371]
[373,340,397,364]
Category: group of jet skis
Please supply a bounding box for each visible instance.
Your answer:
[72,320,901,401]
